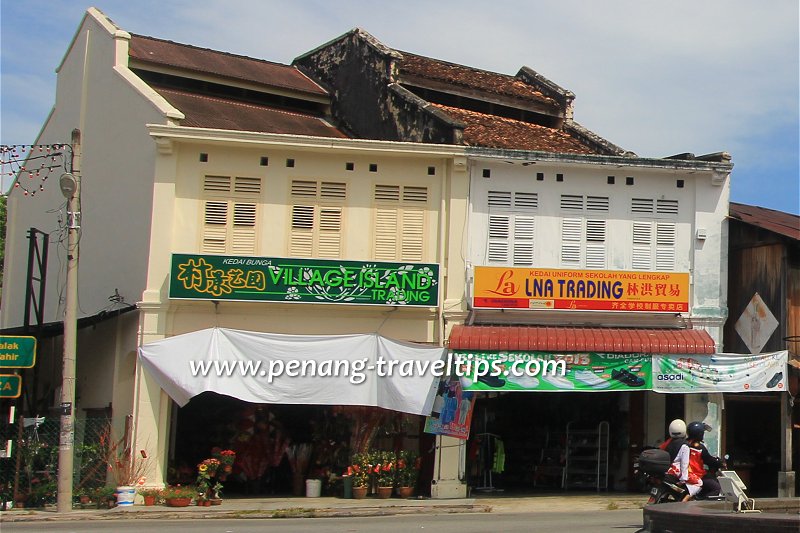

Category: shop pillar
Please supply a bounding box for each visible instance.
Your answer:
[431,435,467,498]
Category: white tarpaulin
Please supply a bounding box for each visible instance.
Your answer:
[137,328,445,415]
[652,351,788,393]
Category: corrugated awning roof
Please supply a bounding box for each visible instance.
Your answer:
[448,325,716,354]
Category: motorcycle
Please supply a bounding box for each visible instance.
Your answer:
[634,448,686,504]
[634,448,729,505]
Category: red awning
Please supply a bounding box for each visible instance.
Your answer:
[448,325,715,354]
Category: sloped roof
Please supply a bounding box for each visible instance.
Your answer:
[431,104,598,154]
[152,87,348,138]
[729,202,800,241]
[129,34,328,97]
[398,52,557,107]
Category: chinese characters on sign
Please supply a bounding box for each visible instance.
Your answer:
[472,266,689,312]
[169,254,439,307]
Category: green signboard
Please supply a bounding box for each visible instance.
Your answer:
[455,351,651,392]
[169,254,440,307]
[0,336,36,368]
[0,375,22,398]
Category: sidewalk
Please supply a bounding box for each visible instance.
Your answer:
[0,493,647,522]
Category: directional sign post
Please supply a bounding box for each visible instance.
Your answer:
[0,336,37,368]
[0,375,22,398]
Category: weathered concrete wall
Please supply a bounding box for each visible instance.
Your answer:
[294,29,460,144]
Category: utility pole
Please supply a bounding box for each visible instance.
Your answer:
[56,129,81,512]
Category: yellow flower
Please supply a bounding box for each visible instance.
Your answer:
[199,464,208,472]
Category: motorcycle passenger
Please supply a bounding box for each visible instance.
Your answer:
[673,421,724,501]
[658,419,686,461]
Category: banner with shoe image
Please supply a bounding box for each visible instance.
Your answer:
[455,351,651,392]
[652,351,788,393]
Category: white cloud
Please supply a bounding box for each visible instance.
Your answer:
[1,0,797,210]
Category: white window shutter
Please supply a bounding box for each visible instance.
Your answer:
[655,222,676,270]
[585,219,606,268]
[561,217,582,265]
[512,215,535,266]
[488,214,510,263]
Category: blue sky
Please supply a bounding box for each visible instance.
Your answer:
[2,1,798,214]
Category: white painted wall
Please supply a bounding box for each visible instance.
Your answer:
[1,9,169,329]
[466,159,729,330]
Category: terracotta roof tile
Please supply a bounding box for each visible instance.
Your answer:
[431,104,599,154]
[129,35,328,97]
[153,87,348,138]
[729,202,800,241]
[399,53,556,106]
[448,325,716,354]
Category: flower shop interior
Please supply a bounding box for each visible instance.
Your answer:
[168,389,690,498]
[170,392,434,498]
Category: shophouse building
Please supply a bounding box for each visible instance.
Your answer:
[5,9,777,500]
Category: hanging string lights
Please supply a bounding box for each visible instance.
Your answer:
[1,143,72,197]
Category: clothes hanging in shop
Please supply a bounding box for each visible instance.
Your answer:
[492,438,505,474]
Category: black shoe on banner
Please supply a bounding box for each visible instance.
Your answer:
[611,368,645,387]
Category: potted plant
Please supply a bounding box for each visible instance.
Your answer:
[396,450,420,498]
[101,426,150,507]
[92,486,117,509]
[373,451,396,498]
[346,453,371,499]
[137,487,161,506]
[161,485,196,507]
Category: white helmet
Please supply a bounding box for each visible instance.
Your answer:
[668,419,687,438]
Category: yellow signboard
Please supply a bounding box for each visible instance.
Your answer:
[473,266,689,312]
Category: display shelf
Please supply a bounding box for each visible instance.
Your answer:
[563,420,609,491]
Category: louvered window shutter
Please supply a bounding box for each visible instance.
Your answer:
[585,219,606,269]
[561,218,582,265]
[632,221,653,270]
[290,205,315,256]
[373,184,426,261]
[289,180,345,258]
[655,222,676,270]
[318,207,342,258]
[202,175,260,254]
[488,215,510,263]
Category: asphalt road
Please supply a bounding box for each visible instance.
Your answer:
[4,509,644,532]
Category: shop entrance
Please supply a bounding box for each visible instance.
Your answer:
[169,392,429,497]
[723,393,781,496]
[467,392,647,493]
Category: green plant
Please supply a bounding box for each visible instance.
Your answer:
[136,487,162,498]
[396,450,420,487]
[161,485,196,500]
[371,450,396,487]
[92,486,116,501]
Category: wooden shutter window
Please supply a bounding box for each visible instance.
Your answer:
[321,181,346,200]
[373,184,427,261]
